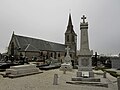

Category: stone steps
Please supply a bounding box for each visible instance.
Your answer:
[72,77,101,82]
[66,81,108,88]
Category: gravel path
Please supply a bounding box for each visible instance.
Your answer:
[0,69,118,90]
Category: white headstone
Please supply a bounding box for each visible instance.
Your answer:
[60,46,72,71]
[111,57,120,69]
[53,74,58,85]
[64,46,71,64]
[117,77,120,90]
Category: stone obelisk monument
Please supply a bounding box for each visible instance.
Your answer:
[68,15,101,84]
[77,15,94,77]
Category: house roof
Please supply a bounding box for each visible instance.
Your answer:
[13,34,68,52]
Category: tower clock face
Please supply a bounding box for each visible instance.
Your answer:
[81,58,89,66]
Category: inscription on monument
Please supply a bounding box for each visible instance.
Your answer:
[81,58,89,66]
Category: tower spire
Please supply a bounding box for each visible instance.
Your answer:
[65,12,77,57]
[13,31,14,35]
[68,13,72,25]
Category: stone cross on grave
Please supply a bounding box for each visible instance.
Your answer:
[65,46,70,56]
[81,15,86,23]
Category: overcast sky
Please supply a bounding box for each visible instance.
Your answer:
[0,0,120,55]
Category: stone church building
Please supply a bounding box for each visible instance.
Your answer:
[7,13,77,61]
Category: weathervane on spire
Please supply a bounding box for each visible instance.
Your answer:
[69,9,71,13]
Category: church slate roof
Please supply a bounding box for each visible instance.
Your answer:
[13,34,66,52]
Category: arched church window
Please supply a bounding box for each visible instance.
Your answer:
[54,52,56,59]
[64,52,66,56]
[41,52,43,56]
[51,53,53,57]
[67,35,69,42]
[72,35,74,42]
[58,53,60,57]
[11,42,14,56]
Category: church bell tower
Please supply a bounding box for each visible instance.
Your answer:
[65,13,77,57]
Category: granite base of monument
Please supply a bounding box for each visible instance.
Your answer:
[5,64,43,78]
[66,81,108,88]
[67,72,108,88]
[77,71,94,77]
[72,77,100,82]
[71,71,100,82]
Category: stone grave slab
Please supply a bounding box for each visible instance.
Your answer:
[39,58,61,70]
[5,64,43,78]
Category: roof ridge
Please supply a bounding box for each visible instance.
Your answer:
[14,35,21,48]
[14,34,65,46]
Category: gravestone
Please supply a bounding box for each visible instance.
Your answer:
[0,53,2,61]
[117,77,120,90]
[111,57,120,69]
[63,67,67,74]
[5,64,42,78]
[64,46,71,64]
[103,71,106,78]
[60,46,72,71]
[53,74,58,85]
[39,58,61,70]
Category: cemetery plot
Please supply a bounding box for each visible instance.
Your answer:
[39,58,61,70]
[4,64,43,78]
